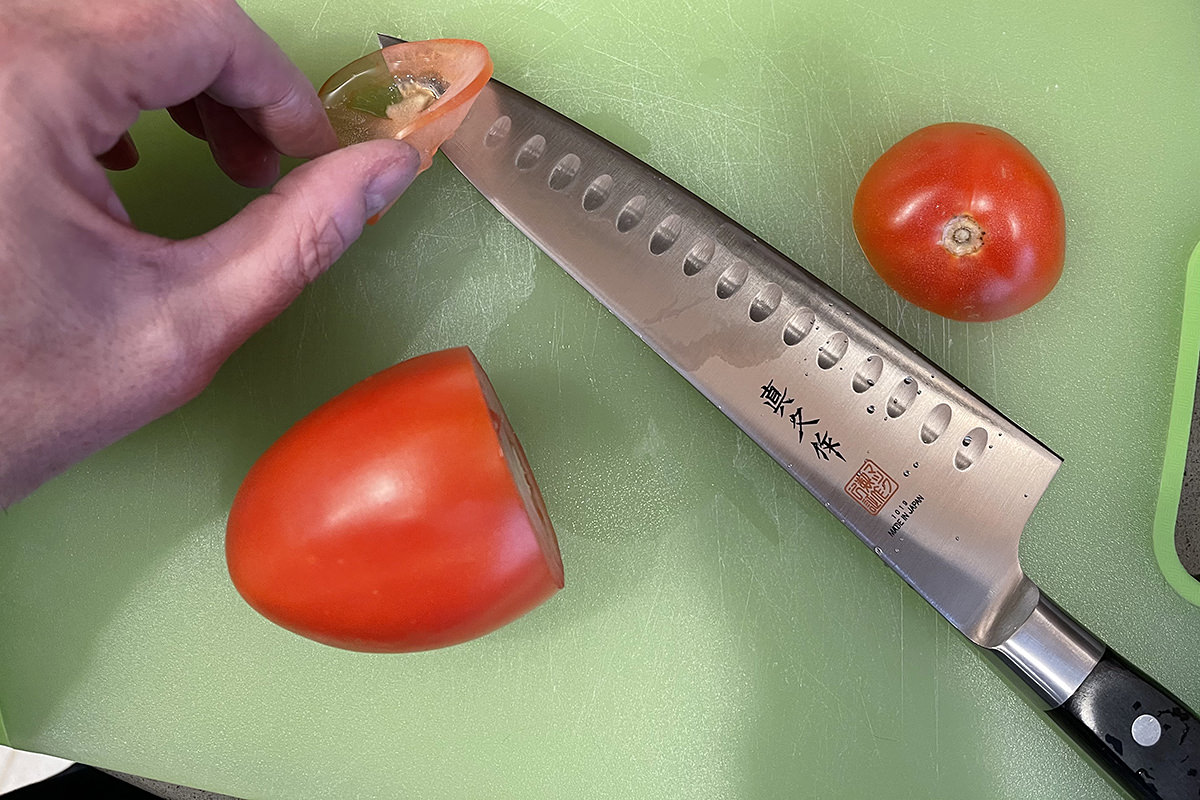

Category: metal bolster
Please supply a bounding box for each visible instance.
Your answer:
[989,593,1105,708]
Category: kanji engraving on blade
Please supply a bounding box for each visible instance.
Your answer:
[789,406,820,439]
[760,379,794,417]
[758,376,846,464]
[812,430,845,462]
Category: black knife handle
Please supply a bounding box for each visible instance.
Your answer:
[1047,647,1200,799]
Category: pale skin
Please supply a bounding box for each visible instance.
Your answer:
[0,0,420,506]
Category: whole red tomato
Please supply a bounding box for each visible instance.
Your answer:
[852,122,1065,322]
[225,347,564,653]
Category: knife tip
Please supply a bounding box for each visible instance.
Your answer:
[376,33,407,48]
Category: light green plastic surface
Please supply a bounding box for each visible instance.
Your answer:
[1155,242,1200,606]
[2,1,1199,797]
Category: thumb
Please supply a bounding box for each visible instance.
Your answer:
[178,138,419,354]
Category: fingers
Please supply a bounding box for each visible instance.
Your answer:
[167,101,206,141]
[104,100,281,187]
[42,0,337,163]
[193,0,339,159]
[171,140,419,358]
[97,132,140,171]
[193,94,280,188]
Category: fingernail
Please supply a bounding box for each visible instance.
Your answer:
[364,146,419,218]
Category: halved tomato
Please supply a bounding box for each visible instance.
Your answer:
[225,347,563,652]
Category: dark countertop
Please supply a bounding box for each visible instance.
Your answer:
[1176,384,1200,577]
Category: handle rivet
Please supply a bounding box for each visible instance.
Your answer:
[1131,713,1161,746]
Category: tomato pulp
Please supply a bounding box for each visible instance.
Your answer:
[225,347,563,653]
[852,122,1066,322]
[319,39,493,172]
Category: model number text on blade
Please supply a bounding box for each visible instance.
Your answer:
[887,495,925,537]
[759,377,845,463]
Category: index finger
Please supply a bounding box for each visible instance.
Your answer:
[29,0,337,159]
[200,2,339,158]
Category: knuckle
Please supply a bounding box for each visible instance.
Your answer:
[154,326,215,406]
[288,199,350,288]
[193,0,242,26]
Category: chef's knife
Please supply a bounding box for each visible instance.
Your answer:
[380,34,1200,798]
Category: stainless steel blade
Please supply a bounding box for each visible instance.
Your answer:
[442,80,1059,648]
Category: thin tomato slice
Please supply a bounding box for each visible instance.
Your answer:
[319,39,493,171]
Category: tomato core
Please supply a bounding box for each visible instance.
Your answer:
[940,213,985,257]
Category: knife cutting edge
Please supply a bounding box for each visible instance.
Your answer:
[378,33,1200,799]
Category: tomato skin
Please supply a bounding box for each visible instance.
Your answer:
[852,122,1065,322]
[225,347,563,653]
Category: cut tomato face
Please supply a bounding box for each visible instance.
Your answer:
[319,39,493,171]
[225,347,563,653]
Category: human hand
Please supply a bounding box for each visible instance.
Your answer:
[0,0,420,506]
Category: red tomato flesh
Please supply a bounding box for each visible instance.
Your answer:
[852,122,1065,322]
[225,347,563,653]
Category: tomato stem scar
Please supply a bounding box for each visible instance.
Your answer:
[941,214,985,256]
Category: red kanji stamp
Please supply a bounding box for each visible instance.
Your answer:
[845,459,898,516]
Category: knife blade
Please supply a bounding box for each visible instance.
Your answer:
[387,34,1200,798]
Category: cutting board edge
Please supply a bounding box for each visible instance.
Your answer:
[0,699,9,746]
[1153,239,1200,606]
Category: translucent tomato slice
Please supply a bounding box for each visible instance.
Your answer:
[319,39,493,171]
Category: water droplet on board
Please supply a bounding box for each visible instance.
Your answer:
[867,405,875,414]
[903,470,910,477]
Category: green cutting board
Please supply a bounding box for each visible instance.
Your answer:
[3,1,1199,797]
